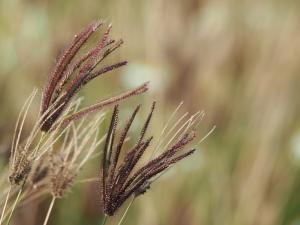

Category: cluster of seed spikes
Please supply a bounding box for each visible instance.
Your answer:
[100,103,196,216]
[49,155,76,198]
[48,113,105,199]
[9,145,32,186]
[40,20,148,132]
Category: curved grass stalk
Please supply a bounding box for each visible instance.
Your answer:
[77,128,101,169]
[12,89,38,169]
[24,94,66,151]
[150,110,200,160]
[150,125,216,183]
[100,215,107,225]
[158,113,188,148]
[0,186,11,225]
[152,102,183,152]
[5,188,22,225]
[0,185,10,205]
[150,112,189,159]
[196,125,216,146]
[60,123,72,153]
[1,184,48,222]
[36,123,71,160]
[35,100,81,159]
[162,111,202,150]
[71,115,105,165]
[179,111,205,139]
[42,197,56,225]
[117,197,135,225]
[24,95,79,163]
[79,135,107,163]
[76,118,106,169]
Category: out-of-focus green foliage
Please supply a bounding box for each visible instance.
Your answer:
[1,0,300,225]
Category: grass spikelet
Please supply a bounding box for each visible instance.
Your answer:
[40,21,148,132]
[99,103,197,217]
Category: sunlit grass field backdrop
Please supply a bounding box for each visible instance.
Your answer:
[1,0,300,225]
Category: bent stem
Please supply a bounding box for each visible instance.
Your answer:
[100,215,108,225]
[0,186,12,225]
[117,197,135,225]
[5,188,22,225]
[43,197,56,225]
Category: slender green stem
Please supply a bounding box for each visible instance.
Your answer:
[117,197,135,225]
[1,188,28,222]
[0,186,12,225]
[5,188,22,225]
[42,197,56,225]
[100,215,108,225]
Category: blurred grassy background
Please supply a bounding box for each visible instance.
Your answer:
[1,0,300,225]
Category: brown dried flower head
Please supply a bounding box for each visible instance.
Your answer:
[9,144,32,185]
[49,154,77,198]
[49,112,106,198]
[99,103,196,216]
[40,20,148,132]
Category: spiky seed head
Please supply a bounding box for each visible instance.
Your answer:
[99,103,197,216]
[49,156,76,198]
[40,21,147,132]
[9,145,32,185]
